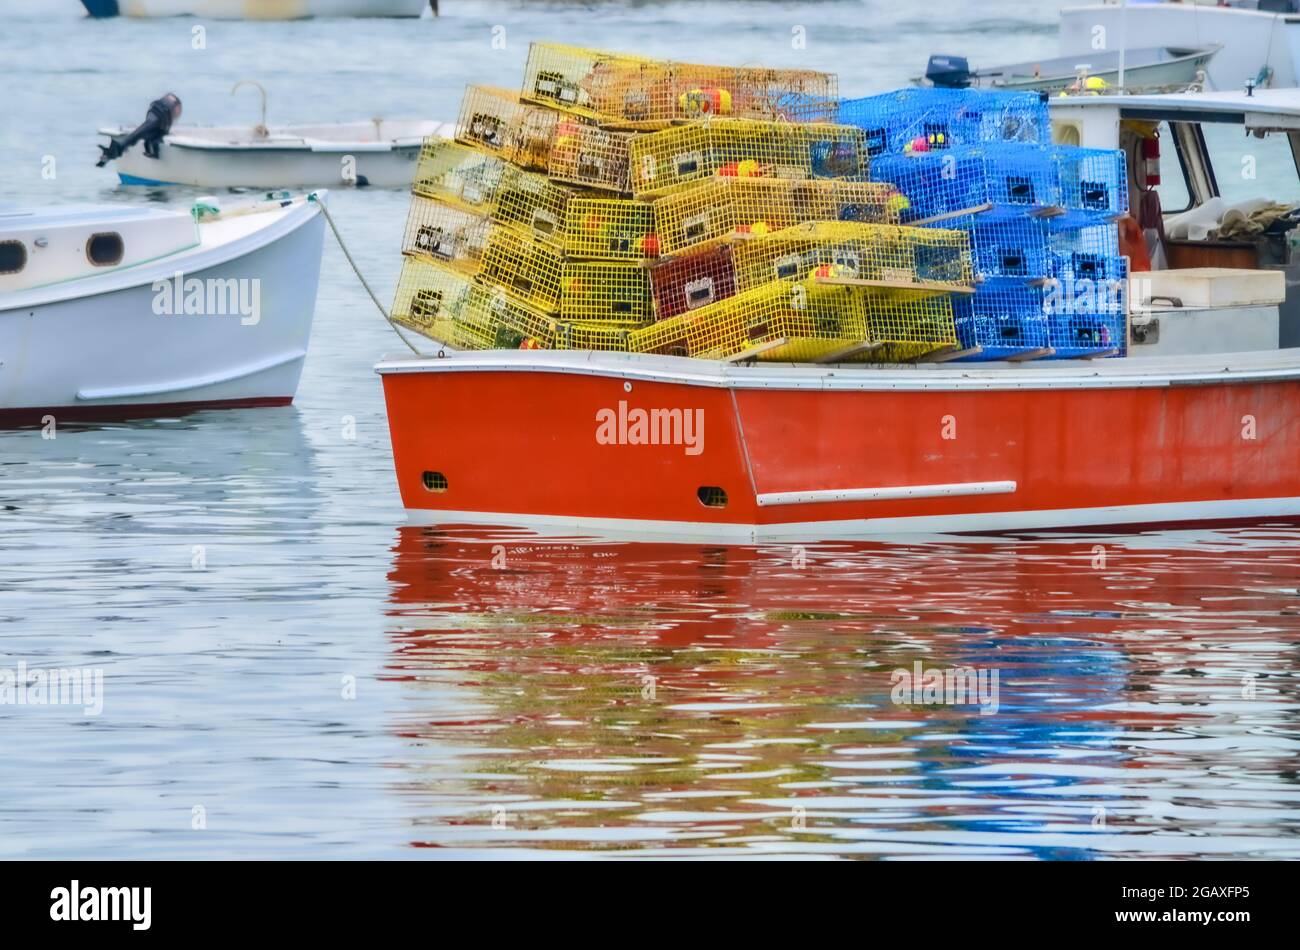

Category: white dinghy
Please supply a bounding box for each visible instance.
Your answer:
[0,192,326,424]
[1060,1,1300,92]
[104,119,450,188]
[99,88,450,189]
[80,0,432,19]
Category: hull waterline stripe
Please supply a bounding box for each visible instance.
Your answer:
[756,480,1018,507]
[399,496,1300,542]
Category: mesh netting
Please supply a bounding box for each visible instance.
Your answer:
[560,262,653,322]
[630,278,955,362]
[401,196,494,274]
[629,118,867,197]
[563,196,658,261]
[401,70,1126,362]
[455,84,560,170]
[840,87,1050,157]
[731,221,973,291]
[521,42,838,129]
[653,178,902,257]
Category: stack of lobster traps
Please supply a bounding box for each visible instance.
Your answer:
[840,87,1129,360]
[391,42,982,364]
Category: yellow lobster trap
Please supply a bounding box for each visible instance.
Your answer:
[415,138,594,251]
[412,139,508,213]
[400,196,494,274]
[562,196,657,261]
[456,85,635,193]
[491,164,584,250]
[628,118,866,197]
[626,280,863,361]
[520,42,838,129]
[731,221,974,292]
[857,291,960,362]
[551,320,640,351]
[652,178,904,257]
[628,278,957,363]
[521,42,657,125]
[547,120,635,194]
[478,226,565,313]
[478,226,653,319]
[392,256,559,349]
[560,262,653,322]
[455,85,559,170]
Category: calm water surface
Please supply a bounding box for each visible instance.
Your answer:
[2,1,1299,859]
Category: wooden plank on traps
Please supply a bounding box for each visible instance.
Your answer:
[812,340,885,364]
[908,203,993,227]
[1005,347,1056,362]
[725,338,789,363]
[813,275,976,296]
[1028,206,1067,220]
[1077,348,1119,360]
[918,345,982,363]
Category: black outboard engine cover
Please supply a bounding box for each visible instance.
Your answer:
[96,93,182,167]
[925,55,973,89]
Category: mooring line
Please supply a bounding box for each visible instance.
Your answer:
[309,193,423,356]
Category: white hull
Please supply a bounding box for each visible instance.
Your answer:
[0,198,325,421]
[108,121,449,188]
[103,0,427,18]
[1060,3,1299,90]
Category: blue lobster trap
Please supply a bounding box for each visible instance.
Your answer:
[1048,223,1123,284]
[1052,145,1129,223]
[1045,299,1126,357]
[952,279,1050,359]
[1043,254,1127,357]
[871,144,1060,222]
[937,214,1051,279]
[839,88,1051,157]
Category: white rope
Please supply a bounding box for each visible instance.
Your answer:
[308,193,423,356]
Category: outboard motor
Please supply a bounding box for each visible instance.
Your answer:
[925,55,974,89]
[96,93,182,167]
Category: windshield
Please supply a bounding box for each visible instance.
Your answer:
[1202,123,1300,206]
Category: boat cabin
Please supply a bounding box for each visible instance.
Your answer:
[0,205,198,294]
[1052,88,1300,353]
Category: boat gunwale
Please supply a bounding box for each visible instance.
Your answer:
[374,346,1300,392]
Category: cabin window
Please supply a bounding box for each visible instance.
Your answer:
[1199,123,1300,206]
[0,240,25,274]
[421,471,448,492]
[1154,122,1193,214]
[86,232,124,267]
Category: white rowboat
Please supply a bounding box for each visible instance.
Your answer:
[80,0,431,19]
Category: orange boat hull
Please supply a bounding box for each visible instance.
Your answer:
[377,350,1300,537]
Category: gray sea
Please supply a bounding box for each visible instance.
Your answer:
[1,1,1298,859]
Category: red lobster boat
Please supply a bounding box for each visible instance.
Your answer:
[378,90,1300,538]
[378,346,1300,538]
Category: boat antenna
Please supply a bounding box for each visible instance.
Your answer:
[1118,0,1127,91]
[231,80,269,138]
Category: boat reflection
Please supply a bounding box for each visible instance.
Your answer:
[384,524,1300,858]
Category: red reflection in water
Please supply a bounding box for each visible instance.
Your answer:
[382,525,1300,858]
